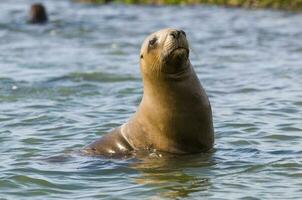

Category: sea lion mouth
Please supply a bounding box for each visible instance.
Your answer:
[161,46,190,75]
[164,46,189,64]
[169,47,189,57]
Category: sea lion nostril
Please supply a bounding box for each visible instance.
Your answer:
[170,31,181,39]
[170,32,176,39]
[180,30,186,37]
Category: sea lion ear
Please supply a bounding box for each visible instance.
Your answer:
[140,54,143,59]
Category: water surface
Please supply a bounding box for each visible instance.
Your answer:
[0,1,301,199]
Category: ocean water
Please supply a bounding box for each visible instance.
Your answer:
[0,1,301,199]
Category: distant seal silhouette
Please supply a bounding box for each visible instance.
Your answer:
[83,28,214,157]
[28,3,48,24]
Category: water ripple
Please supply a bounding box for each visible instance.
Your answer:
[0,1,302,200]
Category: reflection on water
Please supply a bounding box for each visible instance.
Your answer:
[0,0,302,199]
[131,152,214,199]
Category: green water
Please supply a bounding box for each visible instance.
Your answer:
[0,1,301,199]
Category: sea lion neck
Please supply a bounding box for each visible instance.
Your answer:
[141,60,191,83]
[140,63,195,108]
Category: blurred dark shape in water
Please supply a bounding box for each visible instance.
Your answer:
[28,3,48,24]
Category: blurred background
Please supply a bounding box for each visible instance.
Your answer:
[0,0,301,199]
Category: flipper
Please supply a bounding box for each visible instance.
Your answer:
[83,127,134,157]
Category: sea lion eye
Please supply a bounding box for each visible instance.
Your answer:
[149,37,157,46]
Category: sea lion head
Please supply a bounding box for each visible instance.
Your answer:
[28,3,48,24]
[140,28,190,76]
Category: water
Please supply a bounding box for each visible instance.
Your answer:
[1,1,302,199]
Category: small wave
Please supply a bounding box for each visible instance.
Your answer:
[46,72,139,83]
[263,134,301,141]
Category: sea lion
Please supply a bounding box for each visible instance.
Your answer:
[28,3,48,24]
[83,28,214,157]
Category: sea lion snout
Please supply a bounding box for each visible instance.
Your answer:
[166,29,189,53]
[169,30,186,39]
[163,29,189,69]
